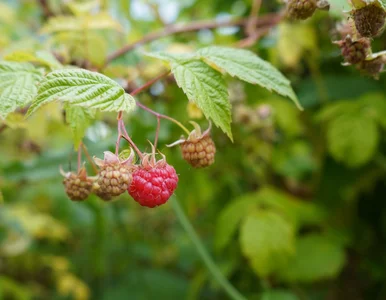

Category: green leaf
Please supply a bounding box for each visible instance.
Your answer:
[4,50,62,69]
[272,140,316,180]
[261,290,300,300]
[65,106,95,149]
[0,62,43,119]
[148,53,232,139]
[27,68,136,116]
[327,114,379,167]
[361,93,386,129]
[215,196,259,250]
[51,32,107,66]
[215,187,324,250]
[240,209,295,277]
[197,46,302,110]
[278,234,346,282]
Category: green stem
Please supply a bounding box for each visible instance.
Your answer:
[171,197,247,300]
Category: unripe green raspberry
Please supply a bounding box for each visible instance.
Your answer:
[168,121,216,168]
[93,151,134,200]
[92,182,113,201]
[61,167,93,201]
[181,135,216,168]
[286,0,317,20]
[352,4,386,37]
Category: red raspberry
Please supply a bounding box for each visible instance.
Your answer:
[61,167,94,201]
[128,149,178,208]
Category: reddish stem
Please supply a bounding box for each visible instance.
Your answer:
[115,124,122,156]
[135,101,190,135]
[77,144,82,171]
[118,119,144,159]
[105,13,281,65]
[154,116,161,150]
[130,71,170,96]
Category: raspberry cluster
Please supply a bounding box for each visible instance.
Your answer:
[334,15,386,78]
[62,140,182,208]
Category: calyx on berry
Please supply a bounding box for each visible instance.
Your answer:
[61,166,94,201]
[168,121,216,168]
[128,143,179,208]
[93,150,134,201]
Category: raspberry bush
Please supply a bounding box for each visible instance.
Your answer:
[1,0,386,299]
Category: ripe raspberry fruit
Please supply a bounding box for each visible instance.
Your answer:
[286,0,317,20]
[128,146,178,208]
[352,4,386,37]
[61,167,93,201]
[94,151,134,201]
[168,122,216,168]
[334,36,370,64]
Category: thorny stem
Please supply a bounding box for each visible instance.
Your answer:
[237,8,283,48]
[105,13,282,65]
[130,71,171,96]
[129,71,190,135]
[81,143,98,174]
[115,71,189,158]
[246,0,262,36]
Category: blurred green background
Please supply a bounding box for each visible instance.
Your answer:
[1,0,386,299]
